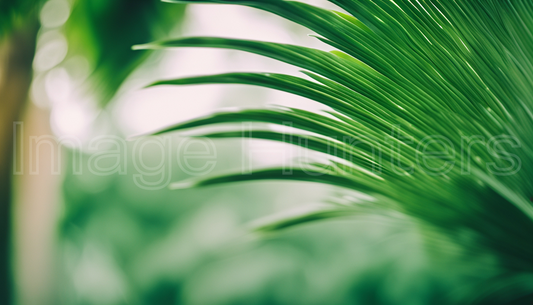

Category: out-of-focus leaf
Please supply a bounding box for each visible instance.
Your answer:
[0,0,41,38]
[64,0,186,105]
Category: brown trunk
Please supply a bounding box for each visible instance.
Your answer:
[0,22,38,304]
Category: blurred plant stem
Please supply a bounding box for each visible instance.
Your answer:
[13,104,59,305]
[0,20,38,304]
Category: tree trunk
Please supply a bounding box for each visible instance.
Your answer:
[0,22,38,304]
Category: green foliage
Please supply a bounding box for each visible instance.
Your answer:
[137,0,533,302]
[64,0,186,104]
[1,0,187,103]
[0,0,40,38]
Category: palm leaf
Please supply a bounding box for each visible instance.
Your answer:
[136,0,533,300]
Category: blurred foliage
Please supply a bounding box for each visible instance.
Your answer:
[64,0,186,105]
[58,143,517,305]
[0,0,40,38]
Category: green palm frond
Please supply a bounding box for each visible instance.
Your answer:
[135,0,533,298]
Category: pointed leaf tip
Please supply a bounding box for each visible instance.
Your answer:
[169,180,196,190]
[132,44,156,50]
